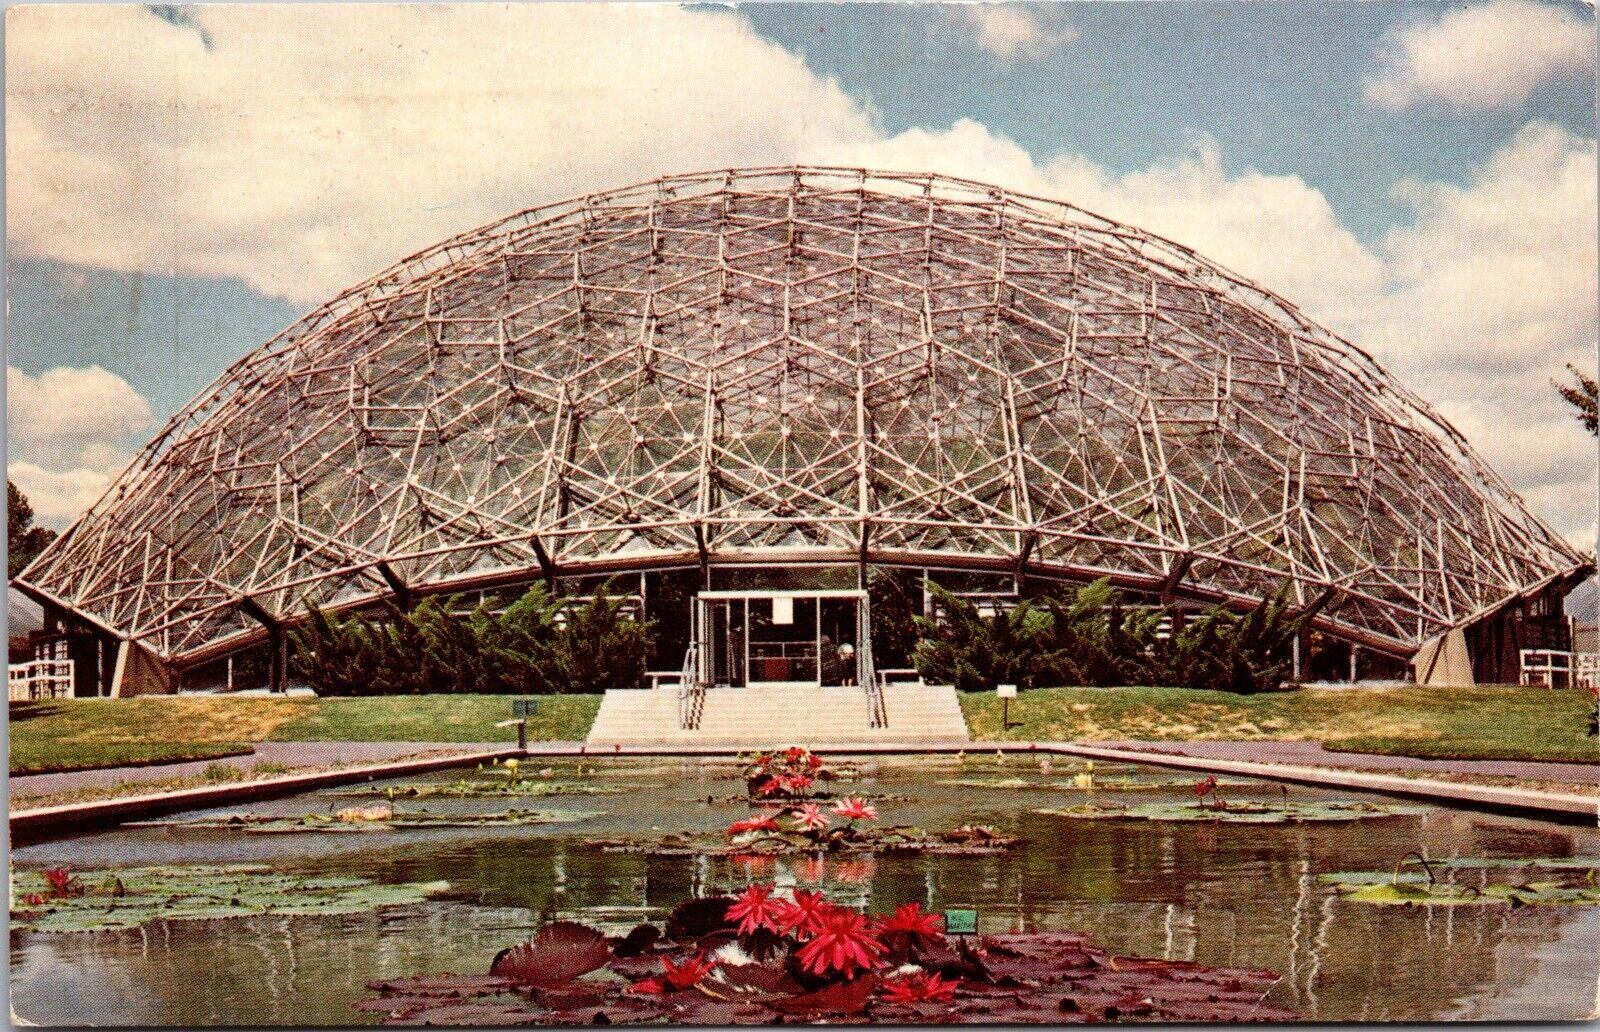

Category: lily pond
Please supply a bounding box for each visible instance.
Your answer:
[10,754,1600,1025]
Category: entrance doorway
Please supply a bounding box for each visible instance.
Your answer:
[692,589,872,689]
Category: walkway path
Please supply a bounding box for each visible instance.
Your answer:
[9,741,506,800]
[1095,740,1600,786]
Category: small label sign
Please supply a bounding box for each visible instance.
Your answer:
[996,684,1018,699]
[943,908,979,935]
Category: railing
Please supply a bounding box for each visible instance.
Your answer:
[9,659,74,702]
[1579,653,1600,691]
[864,673,887,729]
[677,642,706,730]
[1520,649,1600,689]
[857,603,887,729]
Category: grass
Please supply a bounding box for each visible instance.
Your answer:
[269,694,601,743]
[959,684,1600,764]
[8,694,602,775]
[13,759,326,810]
[9,740,256,776]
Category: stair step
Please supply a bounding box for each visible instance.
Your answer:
[587,684,971,746]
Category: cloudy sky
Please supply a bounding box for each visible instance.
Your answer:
[5,1,1597,546]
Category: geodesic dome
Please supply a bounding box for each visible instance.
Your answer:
[18,166,1587,671]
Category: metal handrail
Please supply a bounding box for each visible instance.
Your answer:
[8,659,74,701]
[677,642,706,730]
[857,604,888,729]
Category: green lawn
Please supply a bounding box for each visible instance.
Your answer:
[959,684,1600,764]
[269,694,601,743]
[8,694,602,775]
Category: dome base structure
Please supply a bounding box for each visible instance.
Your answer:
[15,167,1588,700]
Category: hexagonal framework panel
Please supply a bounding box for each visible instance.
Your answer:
[16,167,1587,679]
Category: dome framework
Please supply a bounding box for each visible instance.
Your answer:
[17,167,1587,691]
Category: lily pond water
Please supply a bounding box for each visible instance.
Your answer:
[11,755,1600,1025]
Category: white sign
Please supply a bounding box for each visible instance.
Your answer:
[996,683,1018,699]
[771,596,794,625]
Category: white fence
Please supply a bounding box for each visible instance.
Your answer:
[8,659,75,701]
[1519,649,1600,690]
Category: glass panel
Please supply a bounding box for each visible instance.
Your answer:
[747,596,817,683]
[819,596,859,686]
[711,566,858,591]
[709,600,746,687]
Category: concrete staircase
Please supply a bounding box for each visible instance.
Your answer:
[586,684,970,747]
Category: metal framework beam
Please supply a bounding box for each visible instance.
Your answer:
[14,167,1585,674]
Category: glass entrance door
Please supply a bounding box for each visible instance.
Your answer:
[747,596,817,685]
[694,589,870,690]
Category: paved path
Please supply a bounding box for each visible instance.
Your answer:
[9,741,507,799]
[1094,740,1600,785]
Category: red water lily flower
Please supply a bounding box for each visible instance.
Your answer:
[808,752,824,770]
[42,868,74,895]
[661,952,716,990]
[1193,775,1218,797]
[795,904,886,977]
[881,971,958,1004]
[775,889,830,938]
[727,815,781,837]
[726,882,786,936]
[832,797,877,821]
[876,901,944,941]
[627,976,666,994]
[754,776,782,798]
[791,802,831,832]
[781,772,815,794]
[785,747,807,764]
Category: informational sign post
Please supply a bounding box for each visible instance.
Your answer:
[997,683,1018,729]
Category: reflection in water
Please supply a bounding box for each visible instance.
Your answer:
[10,757,1599,1025]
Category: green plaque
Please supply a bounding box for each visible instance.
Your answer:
[513,698,539,718]
[943,908,978,935]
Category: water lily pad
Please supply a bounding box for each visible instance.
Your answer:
[127,807,598,833]
[332,780,626,799]
[357,924,1295,1024]
[11,865,451,933]
[1319,862,1600,906]
[941,775,1256,792]
[1430,856,1600,872]
[1033,799,1428,824]
[590,822,1021,858]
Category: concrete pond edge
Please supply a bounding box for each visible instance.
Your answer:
[10,739,1596,844]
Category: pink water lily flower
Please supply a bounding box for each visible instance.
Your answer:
[832,797,877,821]
[792,802,831,832]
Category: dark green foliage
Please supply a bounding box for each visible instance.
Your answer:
[7,481,58,578]
[290,580,653,696]
[911,578,1305,695]
[549,584,653,695]
[911,584,1050,692]
[867,568,923,668]
[1147,592,1302,694]
[1556,363,1598,435]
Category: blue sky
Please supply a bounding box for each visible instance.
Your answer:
[5,1,1596,537]
[734,1,1595,240]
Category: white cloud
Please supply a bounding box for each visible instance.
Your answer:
[954,6,1077,61]
[1365,0,1595,111]
[7,365,152,528]
[830,120,1386,328]
[6,463,116,531]
[3,4,1594,541]
[1350,122,1598,543]
[5,4,879,307]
